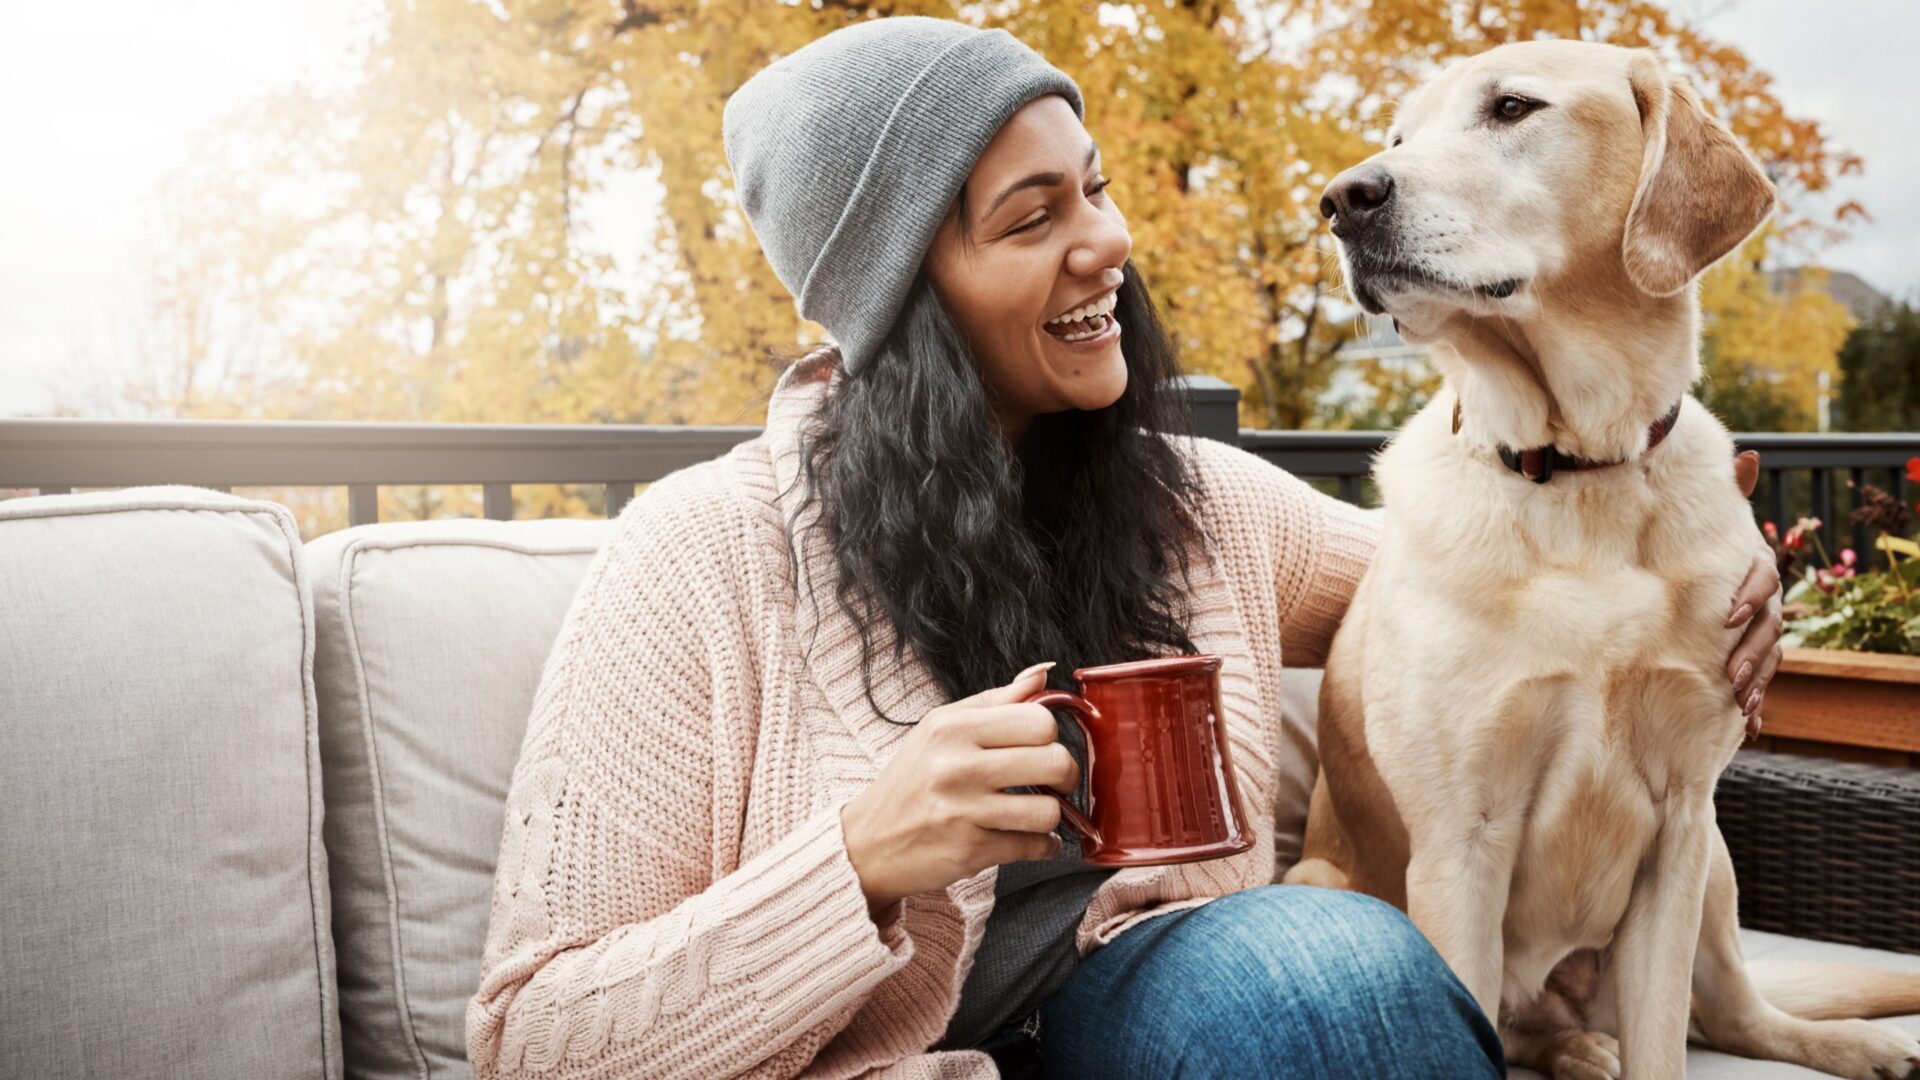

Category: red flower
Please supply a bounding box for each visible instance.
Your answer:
[1907,457,1920,484]
[1763,521,1779,541]
[1783,527,1806,551]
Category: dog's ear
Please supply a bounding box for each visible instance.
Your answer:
[1621,52,1776,296]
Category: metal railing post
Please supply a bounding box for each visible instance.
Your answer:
[483,483,513,521]
[1171,374,1241,446]
[349,485,379,527]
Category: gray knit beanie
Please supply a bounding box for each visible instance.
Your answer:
[722,17,1084,373]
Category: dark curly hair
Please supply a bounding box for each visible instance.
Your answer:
[782,259,1209,722]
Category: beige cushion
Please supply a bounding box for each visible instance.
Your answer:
[307,519,614,1080]
[0,487,340,1080]
[1274,666,1323,873]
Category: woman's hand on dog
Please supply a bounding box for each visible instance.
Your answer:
[1726,449,1784,738]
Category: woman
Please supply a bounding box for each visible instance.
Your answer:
[466,17,1784,1079]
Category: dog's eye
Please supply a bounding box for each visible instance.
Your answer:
[1390,135,1403,148]
[1493,95,1536,122]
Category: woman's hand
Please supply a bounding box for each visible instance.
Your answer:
[839,661,1079,916]
[1726,450,1785,737]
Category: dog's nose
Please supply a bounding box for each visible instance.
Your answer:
[1320,166,1395,237]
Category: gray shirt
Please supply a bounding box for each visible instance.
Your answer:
[935,834,1113,1049]
[935,722,1115,1049]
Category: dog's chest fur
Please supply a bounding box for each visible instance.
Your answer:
[1361,390,1757,1009]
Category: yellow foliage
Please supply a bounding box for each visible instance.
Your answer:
[1697,229,1856,430]
[139,0,1859,476]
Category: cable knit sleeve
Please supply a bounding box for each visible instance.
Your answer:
[1275,486,1383,668]
[465,466,915,1080]
[1189,438,1382,668]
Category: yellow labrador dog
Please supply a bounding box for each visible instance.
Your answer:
[1283,40,1920,1080]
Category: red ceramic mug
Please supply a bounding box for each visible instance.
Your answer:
[1023,654,1254,866]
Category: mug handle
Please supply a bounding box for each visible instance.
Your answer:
[1021,690,1103,849]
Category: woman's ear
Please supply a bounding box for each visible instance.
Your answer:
[1621,51,1777,296]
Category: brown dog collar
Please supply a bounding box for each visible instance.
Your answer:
[1452,398,1683,484]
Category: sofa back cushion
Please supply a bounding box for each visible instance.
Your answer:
[0,487,341,1080]
[306,518,613,1080]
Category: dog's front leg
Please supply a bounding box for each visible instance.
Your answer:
[1404,810,1523,1021]
[1609,793,1713,1080]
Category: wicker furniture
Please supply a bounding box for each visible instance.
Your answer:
[4,488,1917,1080]
[5,397,1917,1077]
[1718,749,1920,956]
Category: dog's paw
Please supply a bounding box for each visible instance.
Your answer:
[1806,1018,1920,1080]
[1280,857,1349,891]
[1549,1031,1620,1080]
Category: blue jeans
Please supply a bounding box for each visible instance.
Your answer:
[1035,885,1506,1078]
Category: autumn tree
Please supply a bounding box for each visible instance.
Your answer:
[1695,229,1856,431]
[140,0,1858,445]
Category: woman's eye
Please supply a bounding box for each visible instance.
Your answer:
[1006,179,1110,236]
[1493,95,1535,122]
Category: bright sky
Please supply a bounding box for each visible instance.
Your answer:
[0,0,375,416]
[1,0,1914,416]
[1696,0,1920,305]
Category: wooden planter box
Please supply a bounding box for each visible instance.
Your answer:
[1756,648,1920,766]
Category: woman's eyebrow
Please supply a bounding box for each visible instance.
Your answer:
[980,141,1101,221]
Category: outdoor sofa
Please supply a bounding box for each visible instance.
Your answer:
[2,484,1916,1079]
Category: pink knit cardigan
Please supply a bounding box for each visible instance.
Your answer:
[466,354,1381,1078]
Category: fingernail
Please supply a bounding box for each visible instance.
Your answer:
[1021,661,1057,679]
[1725,603,1752,627]
[1734,661,1752,689]
[1745,688,1762,715]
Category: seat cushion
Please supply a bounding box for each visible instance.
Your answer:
[1275,666,1323,870]
[307,518,614,1080]
[1507,929,1920,1077]
[0,487,340,1080]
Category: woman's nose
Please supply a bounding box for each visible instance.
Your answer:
[1066,206,1131,279]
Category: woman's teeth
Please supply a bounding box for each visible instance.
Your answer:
[1044,291,1119,341]
[1053,316,1113,342]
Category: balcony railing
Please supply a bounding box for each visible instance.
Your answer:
[4,377,1915,560]
[0,414,758,523]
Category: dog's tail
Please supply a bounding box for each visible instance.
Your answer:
[1749,961,1920,1020]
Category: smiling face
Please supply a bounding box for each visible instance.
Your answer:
[925,95,1133,440]
[1322,41,1652,338]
